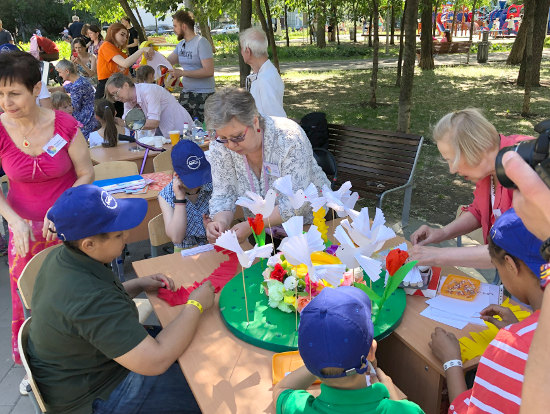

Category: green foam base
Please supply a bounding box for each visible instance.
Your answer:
[219,262,406,353]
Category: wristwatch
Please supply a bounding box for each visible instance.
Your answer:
[541,237,550,262]
[173,197,187,205]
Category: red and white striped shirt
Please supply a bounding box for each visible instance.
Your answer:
[449,311,539,414]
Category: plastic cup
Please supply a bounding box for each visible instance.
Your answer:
[154,136,163,148]
[169,130,180,146]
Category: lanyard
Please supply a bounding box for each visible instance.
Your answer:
[242,131,269,194]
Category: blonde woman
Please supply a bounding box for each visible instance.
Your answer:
[410,108,533,268]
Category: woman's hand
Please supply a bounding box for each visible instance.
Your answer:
[142,47,154,60]
[232,221,252,244]
[11,217,35,257]
[429,327,461,363]
[206,220,227,243]
[410,225,445,245]
[172,174,186,200]
[480,304,519,329]
[408,245,443,266]
[188,281,215,311]
[42,209,57,241]
[139,273,175,292]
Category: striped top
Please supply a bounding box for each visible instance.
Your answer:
[449,311,539,414]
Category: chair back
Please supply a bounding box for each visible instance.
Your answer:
[148,213,171,257]
[18,318,48,413]
[17,245,61,317]
[93,161,139,181]
[153,149,173,173]
[312,148,338,187]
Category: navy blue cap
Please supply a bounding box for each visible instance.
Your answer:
[490,208,545,278]
[298,286,374,378]
[0,44,19,54]
[48,185,148,241]
[171,140,211,189]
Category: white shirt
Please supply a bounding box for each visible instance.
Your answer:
[124,83,193,137]
[247,59,286,118]
[35,81,50,106]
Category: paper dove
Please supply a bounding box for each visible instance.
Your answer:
[313,264,347,286]
[279,216,325,255]
[333,225,382,282]
[214,230,273,268]
[235,189,276,217]
[322,182,359,217]
[303,183,327,212]
[340,207,396,257]
[273,175,308,210]
[386,242,424,287]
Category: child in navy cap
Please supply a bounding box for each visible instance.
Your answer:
[274,286,424,413]
[430,208,545,414]
[27,184,214,413]
[159,140,212,252]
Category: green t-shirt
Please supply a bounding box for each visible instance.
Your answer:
[27,246,148,414]
[277,383,425,414]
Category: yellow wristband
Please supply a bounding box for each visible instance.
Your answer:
[187,299,203,314]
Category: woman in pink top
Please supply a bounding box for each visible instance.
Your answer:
[409,109,533,269]
[0,52,94,371]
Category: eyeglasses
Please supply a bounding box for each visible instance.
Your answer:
[111,88,121,100]
[215,126,248,144]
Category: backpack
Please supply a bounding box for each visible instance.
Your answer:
[300,112,329,149]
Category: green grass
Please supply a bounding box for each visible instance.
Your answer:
[216,61,550,225]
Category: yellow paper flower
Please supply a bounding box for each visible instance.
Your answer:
[313,207,329,242]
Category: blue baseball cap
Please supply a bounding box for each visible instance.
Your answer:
[48,185,148,241]
[298,286,374,378]
[171,140,211,189]
[490,208,545,278]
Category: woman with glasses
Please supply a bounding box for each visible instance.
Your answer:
[96,23,152,116]
[203,88,330,244]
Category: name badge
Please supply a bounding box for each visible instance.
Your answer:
[263,162,280,177]
[43,134,67,157]
[493,208,502,218]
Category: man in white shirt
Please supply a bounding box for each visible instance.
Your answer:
[240,27,286,118]
[105,73,193,138]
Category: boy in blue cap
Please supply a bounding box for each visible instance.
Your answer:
[274,286,424,413]
[430,208,545,414]
[27,184,214,413]
[159,140,212,251]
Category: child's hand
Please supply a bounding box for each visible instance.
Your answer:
[375,368,400,400]
[172,173,186,200]
[140,273,175,292]
[189,281,215,311]
[429,327,461,363]
[480,304,519,329]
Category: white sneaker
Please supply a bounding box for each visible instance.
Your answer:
[19,377,30,396]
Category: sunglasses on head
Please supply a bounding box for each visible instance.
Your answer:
[215,126,249,144]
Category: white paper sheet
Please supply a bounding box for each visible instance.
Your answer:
[420,307,469,329]
[180,244,214,257]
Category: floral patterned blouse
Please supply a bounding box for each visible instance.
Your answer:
[64,77,99,140]
[209,116,330,223]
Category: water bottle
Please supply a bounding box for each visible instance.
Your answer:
[183,123,190,140]
[192,117,204,145]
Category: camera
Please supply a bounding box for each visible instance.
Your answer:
[495,119,550,189]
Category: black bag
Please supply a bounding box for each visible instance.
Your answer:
[300,112,329,149]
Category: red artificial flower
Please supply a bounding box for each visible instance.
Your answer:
[270,263,287,282]
[247,214,264,235]
[386,248,409,276]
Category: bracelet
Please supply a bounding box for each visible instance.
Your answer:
[443,359,463,371]
[173,197,187,204]
[186,299,203,313]
[541,237,550,262]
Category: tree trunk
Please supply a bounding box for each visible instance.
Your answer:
[419,0,434,70]
[397,0,420,132]
[353,16,357,42]
[132,2,145,33]
[263,0,280,72]
[316,8,327,48]
[506,19,527,65]
[285,4,290,47]
[450,2,458,40]
[396,0,407,87]
[118,0,145,42]
[337,22,340,44]
[517,0,550,86]
[307,3,313,45]
[466,0,477,64]
[368,14,373,47]
[193,4,215,53]
[370,0,380,107]
[239,0,253,87]
[328,4,337,42]
[390,3,396,45]
[521,0,535,116]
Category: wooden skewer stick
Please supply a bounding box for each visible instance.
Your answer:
[241,265,250,325]
[267,216,276,256]
[295,284,298,331]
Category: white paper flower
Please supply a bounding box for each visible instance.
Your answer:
[267,280,284,301]
[267,253,283,268]
[284,276,298,290]
[262,267,272,281]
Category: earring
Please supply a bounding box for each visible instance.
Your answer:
[257,128,261,132]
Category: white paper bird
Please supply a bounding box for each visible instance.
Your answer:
[322,182,359,217]
[303,183,327,212]
[313,264,347,286]
[340,207,396,257]
[235,189,277,217]
[273,175,308,210]
[333,225,382,282]
[214,230,273,268]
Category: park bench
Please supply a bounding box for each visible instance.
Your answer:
[325,123,424,227]
[416,41,472,63]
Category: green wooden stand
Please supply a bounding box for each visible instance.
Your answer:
[219,262,406,353]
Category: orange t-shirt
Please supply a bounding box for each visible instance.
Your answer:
[97,41,129,81]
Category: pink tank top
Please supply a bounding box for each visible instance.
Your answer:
[0,111,78,221]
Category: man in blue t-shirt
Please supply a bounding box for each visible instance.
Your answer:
[167,10,215,123]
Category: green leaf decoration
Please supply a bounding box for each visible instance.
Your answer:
[353,282,382,306]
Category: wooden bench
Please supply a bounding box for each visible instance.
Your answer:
[326,124,424,227]
[416,41,472,62]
